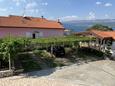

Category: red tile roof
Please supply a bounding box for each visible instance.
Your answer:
[0,15,64,30]
[75,31,91,35]
[90,30,115,40]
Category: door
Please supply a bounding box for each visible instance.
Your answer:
[32,33,36,39]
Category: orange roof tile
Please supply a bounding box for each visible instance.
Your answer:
[0,15,64,30]
[75,31,91,35]
[90,30,115,40]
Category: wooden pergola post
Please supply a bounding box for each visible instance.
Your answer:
[96,38,99,49]
[89,35,92,48]
[103,39,106,52]
[99,39,103,51]
[8,54,11,70]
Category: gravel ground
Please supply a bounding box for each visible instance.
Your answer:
[0,60,115,86]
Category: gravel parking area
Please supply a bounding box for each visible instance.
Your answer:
[0,60,115,86]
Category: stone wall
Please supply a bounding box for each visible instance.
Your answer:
[0,70,13,78]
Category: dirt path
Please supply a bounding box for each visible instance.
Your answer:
[0,60,115,86]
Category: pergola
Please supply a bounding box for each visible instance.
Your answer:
[76,30,115,51]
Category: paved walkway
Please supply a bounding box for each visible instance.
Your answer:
[0,60,115,86]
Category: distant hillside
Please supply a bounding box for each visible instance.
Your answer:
[62,19,115,32]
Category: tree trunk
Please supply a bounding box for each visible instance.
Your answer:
[9,54,11,70]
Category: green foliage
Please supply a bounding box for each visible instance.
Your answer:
[34,49,55,61]
[104,40,112,57]
[0,36,93,61]
[0,38,21,61]
[18,53,42,72]
[0,36,94,70]
[21,60,41,72]
[33,50,43,56]
[32,36,91,44]
[31,36,92,49]
[77,47,104,59]
[87,24,113,31]
[65,48,73,54]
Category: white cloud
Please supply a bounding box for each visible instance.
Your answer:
[105,14,110,19]
[96,2,102,5]
[0,8,7,12]
[12,0,26,6]
[104,3,112,7]
[35,9,39,13]
[25,2,37,9]
[96,2,112,7]
[11,0,46,16]
[41,2,48,6]
[24,2,38,14]
[9,7,14,10]
[87,12,96,20]
[60,15,79,21]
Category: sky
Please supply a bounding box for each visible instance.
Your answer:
[0,0,114,21]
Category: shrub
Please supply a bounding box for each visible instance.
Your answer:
[34,50,55,59]
[65,48,73,54]
[18,53,42,72]
[33,50,43,57]
[21,60,41,72]
[77,47,104,59]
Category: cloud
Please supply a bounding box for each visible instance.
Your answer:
[12,0,26,6]
[41,2,48,6]
[60,15,79,21]
[11,0,46,16]
[87,12,96,20]
[24,1,46,16]
[105,14,110,19]
[25,1,38,14]
[104,3,112,7]
[0,8,7,12]
[96,2,112,7]
[9,7,14,10]
[25,2,37,9]
[96,2,102,5]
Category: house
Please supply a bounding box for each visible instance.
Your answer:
[75,31,93,37]
[0,15,64,38]
[75,30,115,57]
[64,29,72,36]
[90,30,115,57]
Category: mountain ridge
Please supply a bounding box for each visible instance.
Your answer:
[62,19,115,32]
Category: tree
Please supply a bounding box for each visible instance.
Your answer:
[87,24,113,31]
[0,38,22,70]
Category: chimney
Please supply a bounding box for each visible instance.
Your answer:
[41,16,44,19]
[57,19,60,23]
[57,18,62,25]
[23,14,26,18]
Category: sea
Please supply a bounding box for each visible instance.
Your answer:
[63,24,115,32]
[63,20,115,32]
